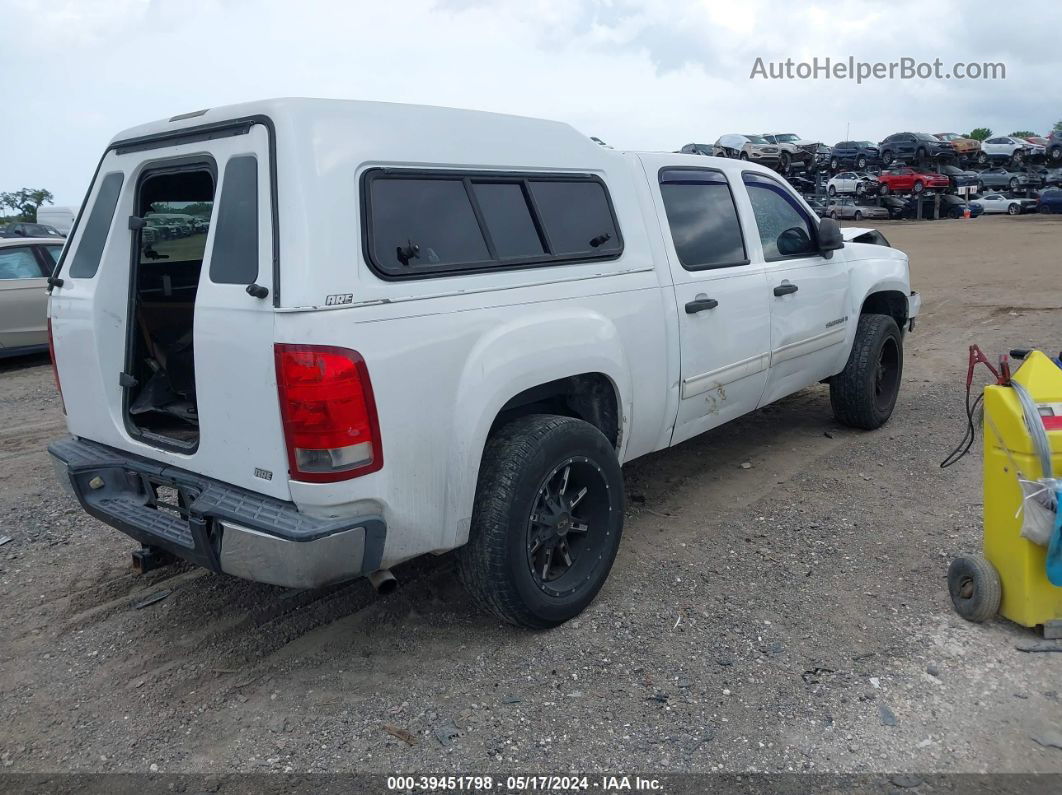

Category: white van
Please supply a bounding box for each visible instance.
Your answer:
[48,99,918,628]
[36,206,78,234]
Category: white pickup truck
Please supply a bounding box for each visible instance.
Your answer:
[47,99,919,628]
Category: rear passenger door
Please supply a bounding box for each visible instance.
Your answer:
[647,163,771,444]
[740,173,850,406]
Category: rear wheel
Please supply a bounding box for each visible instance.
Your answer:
[856,155,867,169]
[830,314,903,430]
[828,185,837,196]
[976,151,988,166]
[1009,178,1019,191]
[882,150,894,166]
[830,157,840,170]
[458,415,624,629]
[948,555,1001,623]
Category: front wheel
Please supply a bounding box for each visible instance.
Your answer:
[1008,203,1020,215]
[830,157,840,170]
[828,185,837,196]
[913,180,925,194]
[458,415,624,629]
[879,183,890,196]
[856,155,867,169]
[830,314,903,430]
[739,152,749,161]
[854,210,863,220]
[881,150,894,166]
[976,151,988,166]
[1040,204,1054,214]
[779,152,790,172]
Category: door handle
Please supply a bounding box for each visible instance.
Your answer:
[685,297,719,314]
[773,283,799,297]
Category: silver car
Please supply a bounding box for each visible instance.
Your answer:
[712,134,781,165]
[0,237,63,357]
[825,197,890,221]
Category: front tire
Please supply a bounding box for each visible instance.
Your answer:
[830,314,903,430]
[854,210,863,220]
[856,155,867,169]
[1008,203,1020,215]
[458,415,624,629]
[828,185,837,196]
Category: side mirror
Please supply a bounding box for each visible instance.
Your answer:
[817,217,844,253]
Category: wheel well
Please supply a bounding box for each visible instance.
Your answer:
[490,373,621,448]
[861,290,908,329]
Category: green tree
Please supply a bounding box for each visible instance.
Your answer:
[0,188,55,220]
[1053,120,1062,132]
[966,128,993,141]
[1010,130,1037,138]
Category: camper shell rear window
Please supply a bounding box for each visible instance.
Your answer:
[361,169,623,279]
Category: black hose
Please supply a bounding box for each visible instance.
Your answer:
[940,390,984,469]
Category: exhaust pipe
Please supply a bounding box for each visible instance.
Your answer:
[367,569,398,595]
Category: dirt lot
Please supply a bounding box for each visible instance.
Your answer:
[1,215,1060,777]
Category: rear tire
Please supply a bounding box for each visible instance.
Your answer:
[830,314,903,430]
[856,155,867,169]
[828,185,837,196]
[948,555,1001,623]
[457,415,624,629]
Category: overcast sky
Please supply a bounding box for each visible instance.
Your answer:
[3,0,1060,204]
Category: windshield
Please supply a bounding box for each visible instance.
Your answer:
[858,141,876,147]
[744,135,769,144]
[774,134,799,142]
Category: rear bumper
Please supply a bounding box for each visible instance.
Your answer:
[48,437,386,589]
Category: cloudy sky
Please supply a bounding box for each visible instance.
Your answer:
[2,0,1059,204]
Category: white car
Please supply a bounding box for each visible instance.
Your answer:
[973,193,1031,215]
[826,172,880,196]
[47,99,919,629]
[979,136,1044,164]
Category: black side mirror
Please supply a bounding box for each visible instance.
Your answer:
[817,217,844,253]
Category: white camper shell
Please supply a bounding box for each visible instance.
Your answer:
[48,99,919,628]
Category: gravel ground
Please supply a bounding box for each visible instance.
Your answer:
[0,215,1060,777]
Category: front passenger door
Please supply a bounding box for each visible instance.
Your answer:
[741,173,850,407]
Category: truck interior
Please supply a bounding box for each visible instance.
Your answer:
[125,163,215,448]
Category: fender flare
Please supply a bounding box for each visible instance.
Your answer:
[440,309,632,550]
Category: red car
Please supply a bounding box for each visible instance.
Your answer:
[877,167,950,195]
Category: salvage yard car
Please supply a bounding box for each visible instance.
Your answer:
[825,196,889,221]
[46,99,920,629]
[712,133,781,165]
[877,166,950,195]
[976,167,1041,192]
[829,141,880,170]
[974,192,1032,215]
[826,171,879,196]
[1,237,63,357]
[878,132,955,165]
[979,135,1043,165]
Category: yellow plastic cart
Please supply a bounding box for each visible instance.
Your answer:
[948,351,1062,638]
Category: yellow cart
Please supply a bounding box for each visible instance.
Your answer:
[948,350,1062,638]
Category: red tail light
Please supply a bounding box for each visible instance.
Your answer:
[274,344,383,482]
[47,318,66,415]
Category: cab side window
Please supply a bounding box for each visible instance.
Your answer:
[742,173,817,260]
[658,168,747,270]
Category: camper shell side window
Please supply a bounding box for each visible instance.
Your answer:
[361,169,623,280]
